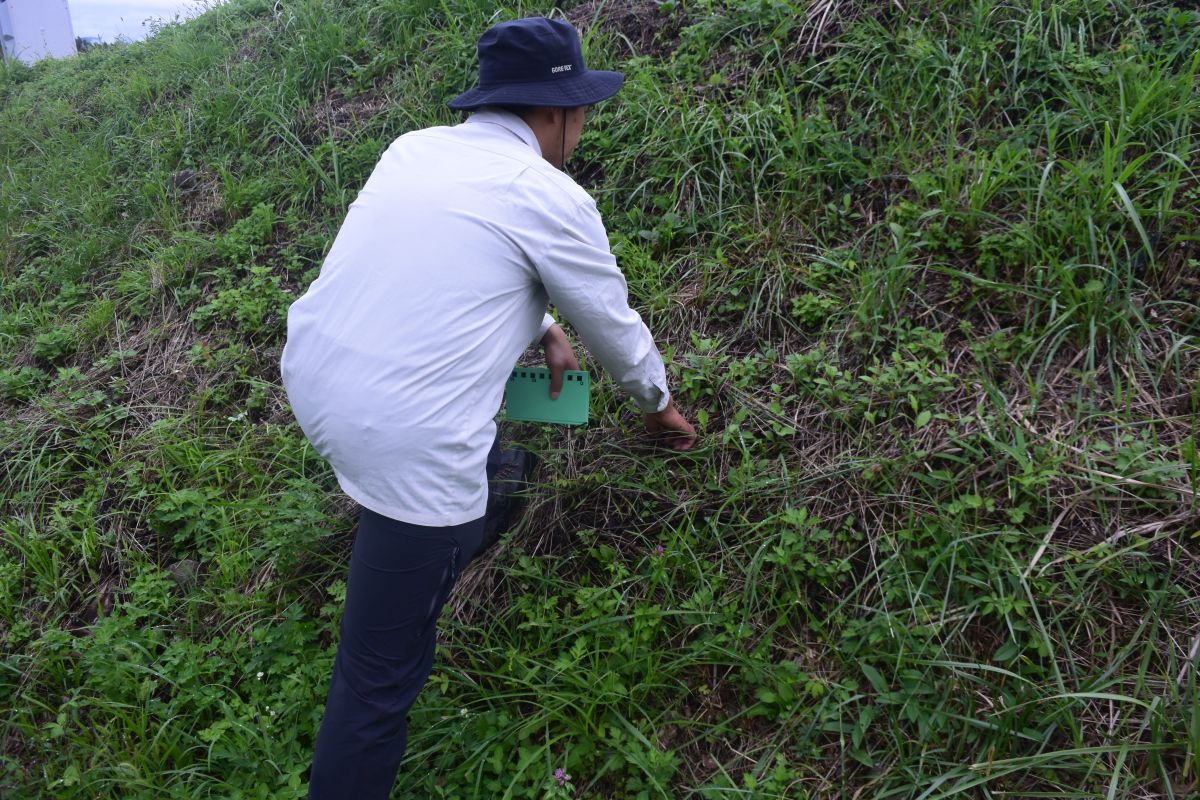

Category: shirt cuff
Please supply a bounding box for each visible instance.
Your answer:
[533,313,555,347]
[638,390,670,414]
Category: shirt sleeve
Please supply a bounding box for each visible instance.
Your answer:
[532,199,670,413]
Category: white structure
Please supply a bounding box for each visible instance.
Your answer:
[0,0,76,64]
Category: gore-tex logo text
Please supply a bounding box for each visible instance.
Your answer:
[551,64,572,73]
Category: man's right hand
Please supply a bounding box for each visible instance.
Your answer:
[644,399,697,451]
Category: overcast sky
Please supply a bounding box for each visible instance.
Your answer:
[70,0,223,43]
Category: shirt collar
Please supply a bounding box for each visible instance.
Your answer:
[464,109,542,158]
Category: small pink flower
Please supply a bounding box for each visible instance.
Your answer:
[554,767,571,786]
[654,544,665,555]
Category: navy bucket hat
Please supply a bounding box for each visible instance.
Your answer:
[448,17,624,111]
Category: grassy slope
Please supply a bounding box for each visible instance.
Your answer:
[1,0,1198,797]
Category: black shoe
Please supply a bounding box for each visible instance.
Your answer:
[481,445,538,552]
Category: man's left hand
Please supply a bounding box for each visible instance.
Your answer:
[540,323,580,399]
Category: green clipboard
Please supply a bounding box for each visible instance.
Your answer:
[504,367,589,425]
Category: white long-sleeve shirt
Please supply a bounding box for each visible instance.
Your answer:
[281,110,669,526]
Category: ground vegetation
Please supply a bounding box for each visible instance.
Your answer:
[1,0,1198,796]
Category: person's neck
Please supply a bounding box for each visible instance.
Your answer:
[518,107,567,168]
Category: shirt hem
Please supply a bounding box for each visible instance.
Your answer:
[336,473,488,528]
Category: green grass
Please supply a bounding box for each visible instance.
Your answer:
[1,0,1198,797]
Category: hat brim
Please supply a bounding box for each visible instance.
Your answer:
[448,69,624,111]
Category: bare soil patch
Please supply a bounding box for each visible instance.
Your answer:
[566,0,687,60]
[300,89,389,145]
[173,167,227,230]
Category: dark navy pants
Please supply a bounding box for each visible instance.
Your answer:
[306,508,485,799]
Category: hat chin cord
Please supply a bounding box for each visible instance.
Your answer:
[560,112,567,172]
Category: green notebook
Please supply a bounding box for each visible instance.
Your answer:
[504,367,589,425]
